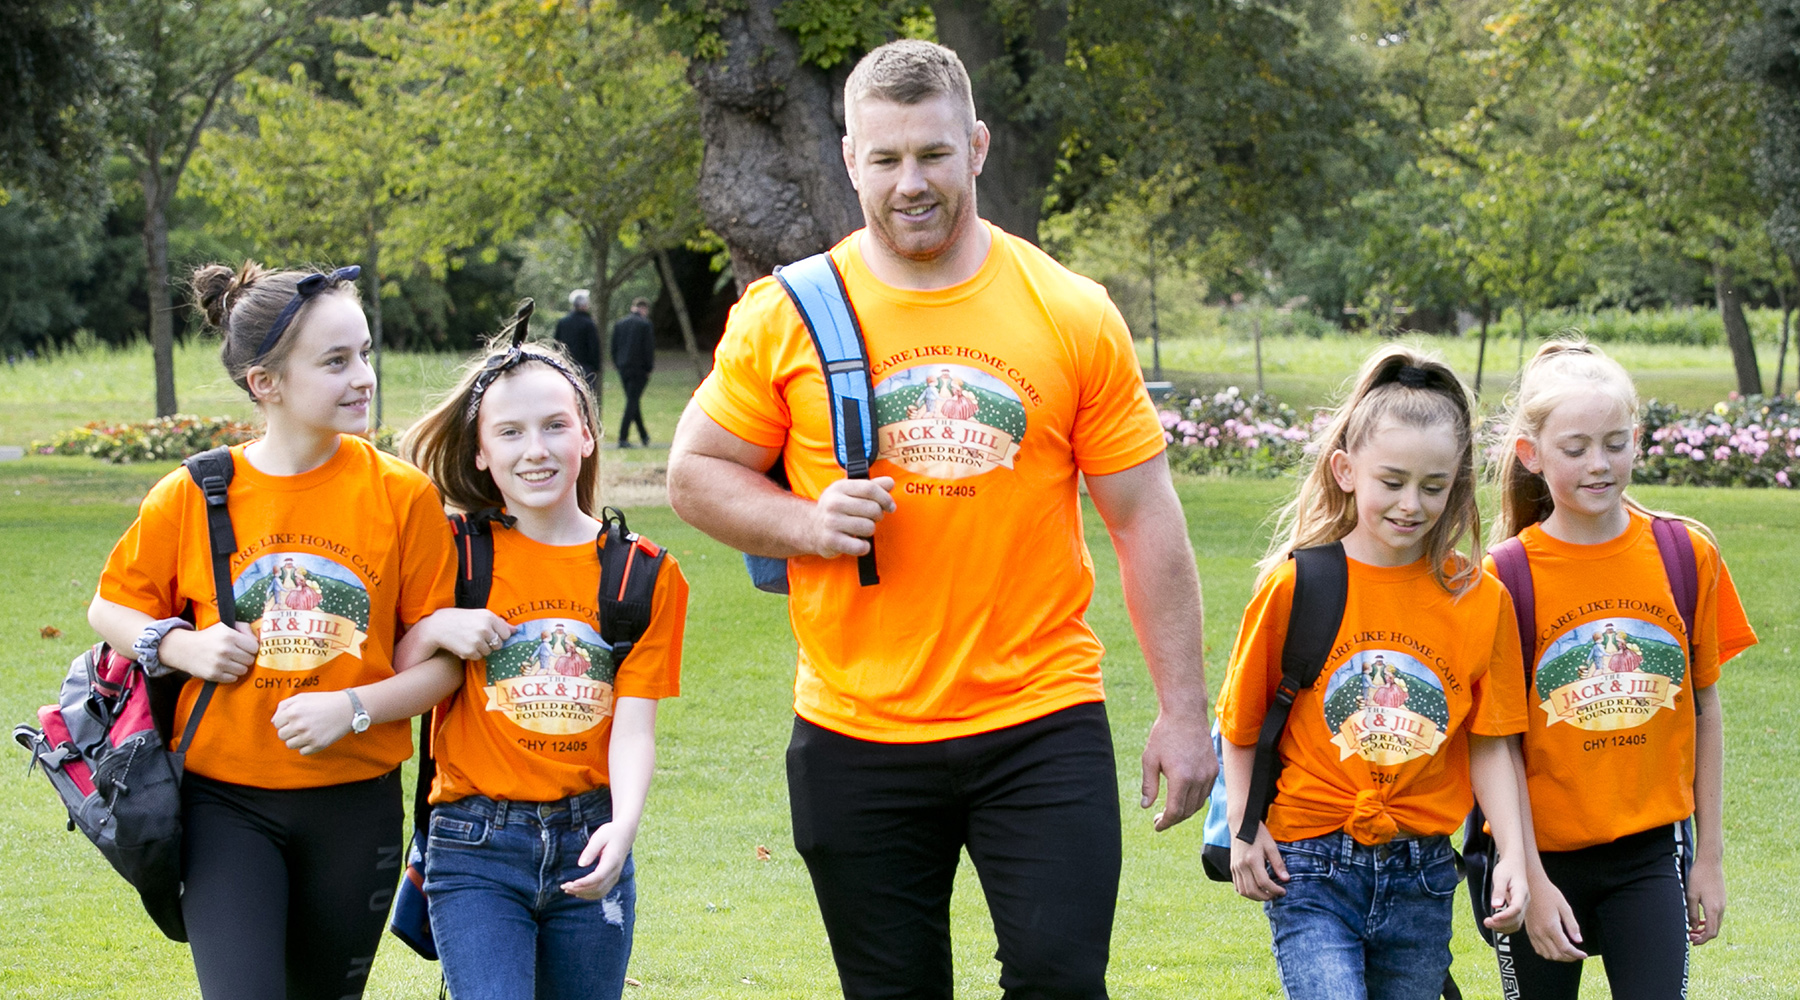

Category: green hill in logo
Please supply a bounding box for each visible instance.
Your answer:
[486,636,615,685]
[1535,633,1684,700]
[873,382,1027,440]
[1323,671,1451,734]
[236,575,370,630]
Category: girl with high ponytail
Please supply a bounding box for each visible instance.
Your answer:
[86,261,458,997]
[1217,344,1531,1000]
[1483,339,1757,999]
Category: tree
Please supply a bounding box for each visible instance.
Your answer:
[0,0,113,210]
[1739,0,1800,393]
[101,0,341,415]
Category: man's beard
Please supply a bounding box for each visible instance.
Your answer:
[865,186,977,264]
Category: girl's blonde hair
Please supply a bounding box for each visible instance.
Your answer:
[1493,338,1713,545]
[404,305,599,515]
[1258,344,1482,596]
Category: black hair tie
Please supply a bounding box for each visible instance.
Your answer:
[1394,364,1434,389]
[254,265,361,359]
[463,298,591,423]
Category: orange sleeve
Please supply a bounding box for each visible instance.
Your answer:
[692,277,795,449]
[95,469,192,619]
[1693,531,1756,687]
[613,555,687,700]
[394,480,456,628]
[1218,563,1295,747]
[1467,581,1530,737]
[1072,295,1166,476]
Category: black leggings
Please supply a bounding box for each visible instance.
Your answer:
[181,770,404,1000]
[1497,824,1690,1000]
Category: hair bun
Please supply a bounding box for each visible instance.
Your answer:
[189,260,269,331]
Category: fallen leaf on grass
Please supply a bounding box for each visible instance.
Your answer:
[40,625,62,639]
[755,845,771,861]
[624,978,642,988]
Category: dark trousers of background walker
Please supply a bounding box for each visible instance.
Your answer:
[1495,824,1690,1000]
[787,701,1121,1000]
[180,770,404,1000]
[618,370,650,445]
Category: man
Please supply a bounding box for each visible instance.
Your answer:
[611,296,655,447]
[666,40,1216,999]
[554,289,602,388]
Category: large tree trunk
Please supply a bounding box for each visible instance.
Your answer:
[1713,259,1763,396]
[141,169,178,417]
[932,0,1067,245]
[687,0,861,289]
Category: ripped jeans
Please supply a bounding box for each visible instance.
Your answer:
[424,789,636,1000]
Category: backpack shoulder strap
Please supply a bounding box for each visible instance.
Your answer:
[451,508,509,611]
[1236,541,1349,844]
[596,507,667,666]
[177,446,237,753]
[1488,536,1536,678]
[773,252,879,587]
[1650,517,1699,663]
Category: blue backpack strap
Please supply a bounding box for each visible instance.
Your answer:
[773,252,879,587]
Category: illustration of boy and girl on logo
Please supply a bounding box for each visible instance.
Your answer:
[904,367,981,422]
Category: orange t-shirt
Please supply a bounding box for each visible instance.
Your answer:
[97,437,457,789]
[1218,557,1528,844]
[1488,512,1756,852]
[695,224,1165,743]
[430,525,686,804]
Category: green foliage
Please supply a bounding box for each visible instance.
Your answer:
[0,0,113,209]
[31,414,257,463]
[776,0,930,68]
[1157,386,1325,478]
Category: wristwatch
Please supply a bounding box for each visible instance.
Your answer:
[132,617,194,677]
[346,689,372,734]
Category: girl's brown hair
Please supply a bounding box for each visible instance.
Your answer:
[1493,338,1713,545]
[189,261,360,397]
[1258,343,1482,596]
[404,306,600,515]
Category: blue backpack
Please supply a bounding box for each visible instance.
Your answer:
[742,252,880,594]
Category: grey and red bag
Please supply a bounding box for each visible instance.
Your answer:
[12,447,235,942]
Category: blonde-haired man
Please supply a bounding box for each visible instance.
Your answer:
[669,39,1215,998]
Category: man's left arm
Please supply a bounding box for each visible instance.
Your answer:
[1084,452,1217,830]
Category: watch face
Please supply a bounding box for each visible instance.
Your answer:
[352,714,371,733]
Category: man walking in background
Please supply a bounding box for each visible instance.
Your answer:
[554,289,602,388]
[612,296,655,448]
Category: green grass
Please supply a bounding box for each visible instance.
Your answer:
[1137,330,1792,412]
[1,458,1794,997]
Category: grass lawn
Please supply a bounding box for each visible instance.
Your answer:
[0,456,1793,998]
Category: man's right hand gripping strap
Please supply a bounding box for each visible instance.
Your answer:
[1236,542,1349,845]
[773,253,879,587]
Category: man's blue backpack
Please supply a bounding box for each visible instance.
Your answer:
[742,252,880,594]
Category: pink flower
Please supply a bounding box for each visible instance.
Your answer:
[1648,445,1665,456]
[1714,446,1732,461]
[1778,471,1791,487]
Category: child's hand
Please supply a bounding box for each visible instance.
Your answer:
[563,820,637,900]
[1523,871,1586,961]
[1229,823,1289,901]
[272,690,355,755]
[1686,855,1726,944]
[419,608,514,662]
[161,622,258,683]
[1484,853,1530,935]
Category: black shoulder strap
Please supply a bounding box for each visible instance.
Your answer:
[450,509,508,611]
[596,507,667,666]
[1236,541,1349,844]
[177,447,237,753]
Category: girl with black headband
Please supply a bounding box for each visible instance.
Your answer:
[277,304,689,1000]
[1214,344,1532,1000]
[86,261,459,997]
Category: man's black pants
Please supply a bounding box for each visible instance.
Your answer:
[618,370,650,444]
[787,702,1121,1000]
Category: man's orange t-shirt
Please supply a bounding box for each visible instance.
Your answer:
[97,437,457,789]
[430,526,686,804]
[1218,558,1528,844]
[695,224,1166,742]
[1487,512,1756,852]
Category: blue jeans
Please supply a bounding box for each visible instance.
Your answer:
[1262,832,1459,1000]
[423,789,635,1000]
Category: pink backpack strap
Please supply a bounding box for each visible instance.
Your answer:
[1650,517,1699,662]
[1488,536,1536,680]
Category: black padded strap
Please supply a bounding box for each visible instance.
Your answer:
[451,508,510,611]
[1236,542,1349,844]
[596,507,665,665]
[178,447,239,753]
[840,397,879,586]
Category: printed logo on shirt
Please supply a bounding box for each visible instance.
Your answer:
[1322,650,1452,765]
[1534,618,1684,731]
[234,553,370,671]
[481,618,617,736]
[872,364,1026,479]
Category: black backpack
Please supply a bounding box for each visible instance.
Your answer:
[388,506,668,960]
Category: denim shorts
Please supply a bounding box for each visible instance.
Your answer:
[1262,831,1460,1000]
[424,789,635,1000]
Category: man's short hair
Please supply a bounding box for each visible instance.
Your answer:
[632,297,650,311]
[570,289,591,309]
[844,39,976,143]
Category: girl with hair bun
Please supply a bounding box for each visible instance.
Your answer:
[1217,344,1531,1000]
[1486,340,1756,999]
[86,261,458,998]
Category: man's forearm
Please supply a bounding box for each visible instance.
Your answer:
[1112,501,1208,717]
[666,451,816,557]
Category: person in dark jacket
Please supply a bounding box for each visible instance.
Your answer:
[611,297,655,447]
[554,290,603,387]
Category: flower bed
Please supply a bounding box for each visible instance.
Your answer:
[1159,387,1327,477]
[34,415,259,464]
[1638,393,1800,489]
